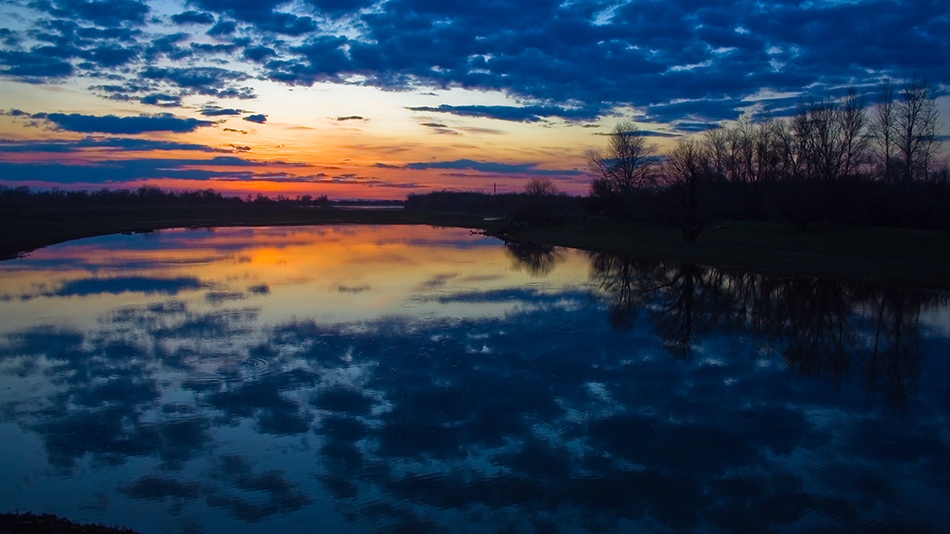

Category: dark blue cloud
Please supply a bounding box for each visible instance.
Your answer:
[32,112,213,134]
[645,99,745,124]
[206,20,237,36]
[190,0,287,21]
[200,108,243,116]
[242,46,277,63]
[674,122,721,133]
[191,0,316,36]
[0,137,231,153]
[243,114,267,124]
[170,11,215,25]
[0,161,228,184]
[255,13,316,36]
[39,0,151,27]
[0,50,74,78]
[405,159,582,176]
[190,42,243,55]
[3,0,949,124]
[263,36,349,85]
[635,130,679,138]
[305,0,376,16]
[53,276,205,297]
[77,44,138,67]
[407,104,606,123]
[139,93,182,107]
[0,155,314,184]
[142,33,191,61]
[140,66,255,99]
[0,28,20,47]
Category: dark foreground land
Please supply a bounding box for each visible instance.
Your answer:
[1,206,949,291]
[0,513,142,534]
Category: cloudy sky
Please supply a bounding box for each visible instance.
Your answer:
[1,0,948,198]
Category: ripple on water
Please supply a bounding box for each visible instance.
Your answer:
[241,354,283,379]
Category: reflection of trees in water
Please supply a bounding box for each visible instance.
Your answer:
[503,240,565,277]
[588,252,943,408]
[587,254,657,329]
[861,289,926,411]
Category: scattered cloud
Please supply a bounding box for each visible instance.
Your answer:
[0,137,232,153]
[206,20,237,36]
[200,107,244,116]
[37,0,151,27]
[0,0,946,126]
[170,11,215,25]
[593,130,679,138]
[140,66,255,99]
[405,159,583,176]
[673,122,721,133]
[243,114,267,124]
[407,105,605,123]
[0,156,312,184]
[16,112,215,134]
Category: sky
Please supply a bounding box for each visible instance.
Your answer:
[0,0,948,199]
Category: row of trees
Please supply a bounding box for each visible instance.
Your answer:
[0,185,332,209]
[588,79,948,242]
[406,180,582,228]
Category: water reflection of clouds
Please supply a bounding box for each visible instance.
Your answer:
[1,226,949,533]
[3,294,949,532]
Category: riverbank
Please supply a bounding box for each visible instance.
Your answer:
[1,206,948,290]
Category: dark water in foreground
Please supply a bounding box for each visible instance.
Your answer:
[1,225,948,534]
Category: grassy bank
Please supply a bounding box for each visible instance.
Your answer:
[516,217,950,291]
[1,206,948,291]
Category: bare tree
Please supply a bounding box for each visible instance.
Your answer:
[895,78,940,185]
[754,118,788,183]
[587,121,658,218]
[703,126,729,179]
[794,96,847,183]
[871,80,898,182]
[726,119,757,183]
[665,138,713,245]
[524,176,557,196]
[838,88,870,178]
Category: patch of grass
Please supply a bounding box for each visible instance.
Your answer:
[517,217,950,290]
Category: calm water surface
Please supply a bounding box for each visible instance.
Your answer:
[1,225,948,533]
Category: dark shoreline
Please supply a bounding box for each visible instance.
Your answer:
[0,512,143,534]
[2,205,948,291]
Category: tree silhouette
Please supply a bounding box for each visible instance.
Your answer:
[587,121,659,219]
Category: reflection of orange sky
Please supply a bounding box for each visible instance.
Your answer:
[0,225,592,332]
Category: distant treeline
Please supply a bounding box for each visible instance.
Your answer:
[0,185,334,209]
[405,188,585,227]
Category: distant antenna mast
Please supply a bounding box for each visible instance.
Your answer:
[493,183,497,195]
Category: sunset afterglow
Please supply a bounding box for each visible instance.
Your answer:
[1,0,948,199]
